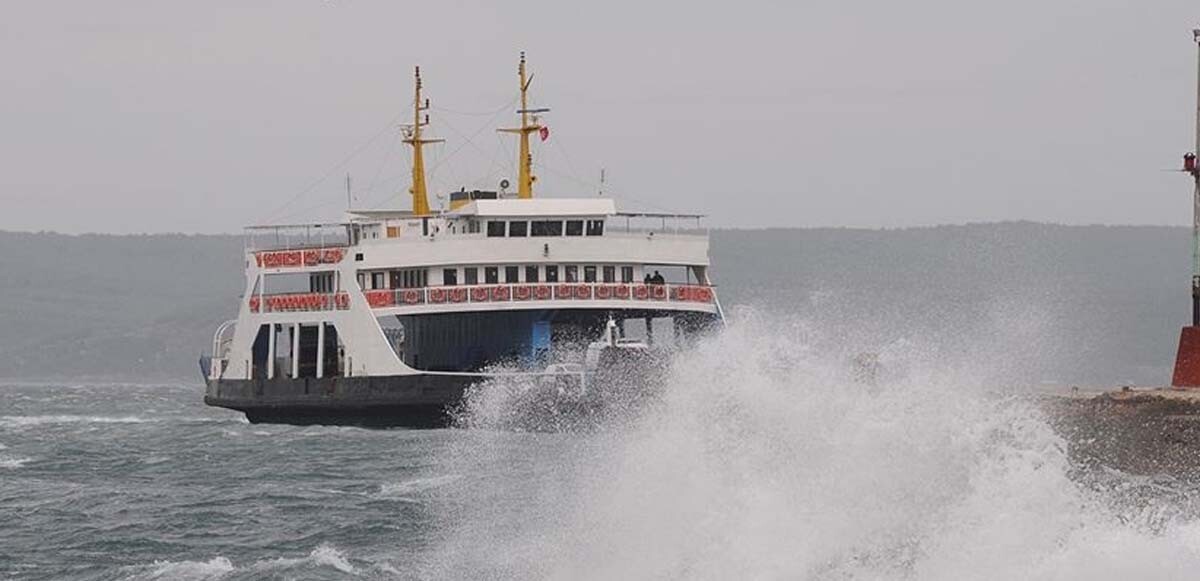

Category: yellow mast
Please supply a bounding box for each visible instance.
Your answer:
[404,66,442,215]
[498,52,549,199]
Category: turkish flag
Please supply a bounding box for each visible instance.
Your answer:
[539,126,550,141]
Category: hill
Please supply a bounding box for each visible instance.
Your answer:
[0,224,1187,384]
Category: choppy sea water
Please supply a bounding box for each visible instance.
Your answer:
[6,313,1200,580]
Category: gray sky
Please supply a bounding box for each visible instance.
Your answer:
[2,0,1199,233]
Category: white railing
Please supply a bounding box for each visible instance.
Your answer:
[247,283,716,313]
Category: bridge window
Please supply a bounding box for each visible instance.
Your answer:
[505,266,520,283]
[584,266,597,283]
[565,265,578,283]
[621,266,634,283]
[602,266,615,283]
[443,269,458,286]
[545,265,559,283]
[509,221,528,237]
[531,220,562,237]
[371,272,386,290]
[565,220,584,236]
[487,221,506,237]
[464,267,479,285]
[485,267,499,284]
[525,265,539,282]
[587,220,605,236]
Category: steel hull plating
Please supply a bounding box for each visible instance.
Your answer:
[204,374,478,428]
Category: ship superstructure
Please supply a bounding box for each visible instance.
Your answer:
[203,56,722,426]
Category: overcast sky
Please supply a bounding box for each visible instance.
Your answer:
[2,1,1199,233]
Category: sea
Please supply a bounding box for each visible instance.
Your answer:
[5,311,1200,580]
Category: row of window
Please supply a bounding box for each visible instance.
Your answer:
[358,264,643,290]
[442,264,634,285]
[486,219,605,238]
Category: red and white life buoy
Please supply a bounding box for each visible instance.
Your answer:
[514,285,532,300]
[650,285,667,300]
[633,285,649,300]
[471,287,490,302]
[535,285,551,300]
[429,288,446,303]
[695,287,713,303]
[491,285,511,301]
[450,288,468,303]
[555,285,573,299]
[403,289,421,304]
[595,285,612,299]
[615,285,630,299]
[575,284,591,299]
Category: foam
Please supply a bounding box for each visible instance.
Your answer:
[0,415,152,428]
[432,308,1200,580]
[133,556,235,580]
[0,456,32,469]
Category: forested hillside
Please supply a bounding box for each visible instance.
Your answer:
[0,224,1187,385]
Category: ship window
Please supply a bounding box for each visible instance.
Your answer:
[584,266,597,283]
[355,253,364,262]
[371,272,386,290]
[565,265,578,283]
[395,268,425,289]
[525,265,539,282]
[602,266,615,283]
[505,266,520,283]
[467,220,480,234]
[531,220,563,237]
[464,267,479,285]
[509,221,528,237]
[485,267,499,284]
[565,220,584,236]
[587,220,605,236]
[487,221,506,237]
[621,266,634,283]
[443,269,458,286]
[545,265,559,283]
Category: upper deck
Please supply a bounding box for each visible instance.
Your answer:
[244,198,712,270]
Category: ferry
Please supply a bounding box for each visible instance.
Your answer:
[202,54,724,426]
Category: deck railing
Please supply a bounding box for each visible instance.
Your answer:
[248,284,715,313]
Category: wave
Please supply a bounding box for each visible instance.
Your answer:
[376,474,462,499]
[0,415,153,428]
[434,309,1200,580]
[124,545,357,580]
[0,456,32,469]
[130,556,235,580]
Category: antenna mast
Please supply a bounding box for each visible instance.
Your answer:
[405,66,443,216]
[1189,30,1200,325]
[498,52,550,199]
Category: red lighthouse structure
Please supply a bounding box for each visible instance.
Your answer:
[1170,30,1200,387]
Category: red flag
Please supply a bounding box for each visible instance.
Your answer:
[539,126,550,142]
